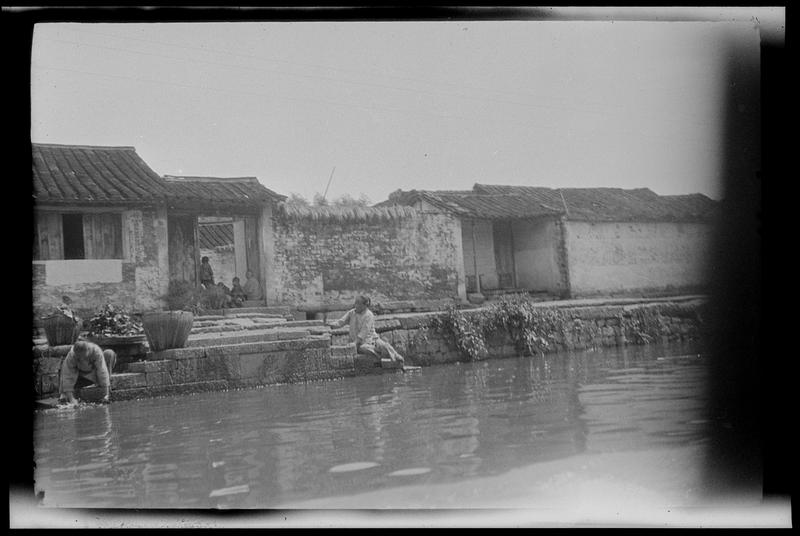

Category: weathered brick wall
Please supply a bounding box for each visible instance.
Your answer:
[269,212,463,306]
[32,207,169,320]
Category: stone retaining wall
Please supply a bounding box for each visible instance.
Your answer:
[33,297,707,402]
[333,298,707,366]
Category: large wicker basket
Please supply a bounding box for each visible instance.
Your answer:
[42,314,81,346]
[142,311,194,351]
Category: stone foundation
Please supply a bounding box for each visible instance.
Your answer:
[33,296,707,403]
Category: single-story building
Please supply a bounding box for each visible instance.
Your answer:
[32,143,465,320]
[32,143,284,319]
[383,184,718,298]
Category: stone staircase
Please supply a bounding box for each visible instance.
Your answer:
[34,307,411,407]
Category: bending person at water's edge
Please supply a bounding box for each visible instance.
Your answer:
[328,295,405,366]
[58,340,116,406]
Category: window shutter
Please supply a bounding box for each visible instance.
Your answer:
[34,212,64,260]
[83,213,122,259]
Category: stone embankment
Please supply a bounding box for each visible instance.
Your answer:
[33,296,707,405]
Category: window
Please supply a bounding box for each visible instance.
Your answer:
[34,212,123,261]
[62,214,85,259]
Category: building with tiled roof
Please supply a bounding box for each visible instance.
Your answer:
[32,143,171,204]
[32,144,283,317]
[163,175,285,210]
[382,183,718,298]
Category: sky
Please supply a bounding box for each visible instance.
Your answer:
[29,8,782,203]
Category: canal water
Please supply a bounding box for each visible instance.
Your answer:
[33,341,712,509]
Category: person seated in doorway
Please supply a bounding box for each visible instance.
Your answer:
[216,281,233,308]
[200,256,215,288]
[230,277,246,307]
[243,269,263,301]
[58,340,116,406]
[327,295,405,366]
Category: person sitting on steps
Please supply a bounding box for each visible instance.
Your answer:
[327,295,406,367]
[230,277,246,307]
[243,269,263,302]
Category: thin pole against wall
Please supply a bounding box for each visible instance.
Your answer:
[322,166,336,202]
[509,220,518,289]
[471,219,481,294]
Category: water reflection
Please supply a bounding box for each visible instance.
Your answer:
[34,341,707,508]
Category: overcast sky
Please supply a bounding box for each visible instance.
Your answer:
[30,9,782,203]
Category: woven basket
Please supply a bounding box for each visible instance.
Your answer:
[42,315,81,346]
[142,311,194,351]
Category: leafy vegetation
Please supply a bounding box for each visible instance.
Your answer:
[164,279,233,312]
[164,280,203,313]
[86,303,144,337]
[424,298,572,361]
[422,298,692,361]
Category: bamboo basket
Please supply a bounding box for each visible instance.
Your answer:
[42,315,81,346]
[142,311,194,352]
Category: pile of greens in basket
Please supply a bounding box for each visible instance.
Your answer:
[86,303,144,337]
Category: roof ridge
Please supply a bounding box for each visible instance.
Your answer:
[164,175,259,183]
[32,143,137,150]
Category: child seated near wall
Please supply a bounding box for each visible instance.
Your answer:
[243,270,263,302]
[230,277,246,308]
[216,281,233,309]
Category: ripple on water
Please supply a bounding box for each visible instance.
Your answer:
[209,484,250,498]
[328,462,380,473]
[388,467,431,476]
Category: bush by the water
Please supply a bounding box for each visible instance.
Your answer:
[425,299,569,361]
[423,297,687,361]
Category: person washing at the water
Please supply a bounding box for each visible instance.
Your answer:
[327,295,406,367]
[58,340,116,406]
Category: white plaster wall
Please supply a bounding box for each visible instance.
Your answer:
[511,219,562,292]
[41,259,123,285]
[565,221,714,295]
[33,207,171,317]
[460,218,498,290]
[260,205,276,306]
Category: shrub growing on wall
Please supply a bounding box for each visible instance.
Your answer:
[425,298,571,361]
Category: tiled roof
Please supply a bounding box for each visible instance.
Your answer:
[31,144,286,207]
[384,184,717,222]
[381,189,563,219]
[473,184,717,222]
[198,222,234,249]
[164,175,286,205]
[32,143,170,203]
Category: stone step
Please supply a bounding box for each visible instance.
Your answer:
[146,334,330,361]
[185,326,315,347]
[192,318,286,329]
[191,321,288,335]
[111,372,147,390]
[191,318,324,335]
[196,307,294,318]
